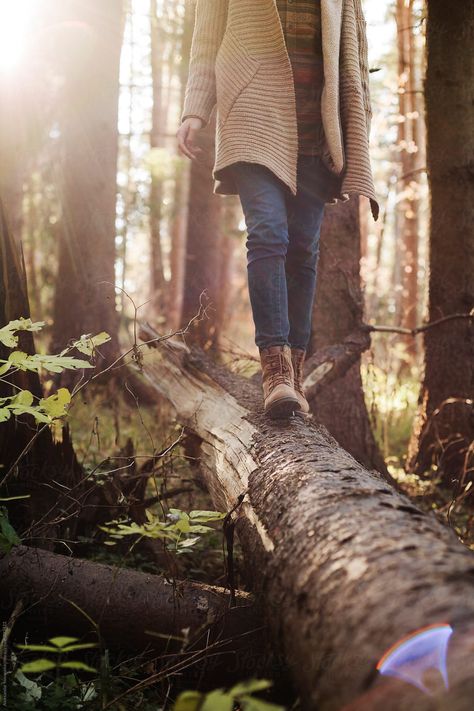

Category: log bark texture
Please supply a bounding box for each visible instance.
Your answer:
[138,325,474,711]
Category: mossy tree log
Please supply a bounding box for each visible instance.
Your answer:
[137,324,474,711]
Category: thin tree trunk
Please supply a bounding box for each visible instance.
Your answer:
[167,0,194,332]
[408,0,474,482]
[309,198,387,474]
[397,0,421,361]
[216,198,238,349]
[149,0,166,317]
[168,161,190,332]
[180,113,224,350]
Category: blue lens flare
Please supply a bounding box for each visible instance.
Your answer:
[377,623,453,695]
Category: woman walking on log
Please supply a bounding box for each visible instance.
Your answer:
[177,0,379,419]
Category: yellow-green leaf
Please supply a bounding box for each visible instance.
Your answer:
[20,659,56,673]
[72,331,111,356]
[201,690,233,711]
[173,691,203,711]
[60,661,97,672]
[0,408,11,422]
[48,636,78,648]
[39,388,71,419]
[11,390,34,407]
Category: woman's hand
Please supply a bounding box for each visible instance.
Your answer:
[176,117,204,160]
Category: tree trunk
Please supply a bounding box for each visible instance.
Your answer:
[180,114,224,350]
[215,198,239,350]
[168,161,190,332]
[396,0,421,362]
[50,0,124,383]
[407,0,474,482]
[137,324,474,711]
[148,0,167,317]
[310,198,387,474]
[0,544,270,688]
[0,200,82,538]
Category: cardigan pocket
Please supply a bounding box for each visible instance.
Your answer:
[215,28,260,126]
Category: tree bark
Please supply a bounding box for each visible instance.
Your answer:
[137,325,474,711]
[0,545,273,688]
[148,0,167,317]
[310,198,387,474]
[49,0,124,384]
[179,117,224,351]
[407,0,474,482]
[396,0,421,362]
[0,200,83,539]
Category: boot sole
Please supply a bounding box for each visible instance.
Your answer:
[265,397,301,420]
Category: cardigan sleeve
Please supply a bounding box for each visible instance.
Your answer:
[353,0,373,137]
[181,0,228,127]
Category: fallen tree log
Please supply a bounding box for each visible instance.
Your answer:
[137,325,474,711]
[0,545,276,688]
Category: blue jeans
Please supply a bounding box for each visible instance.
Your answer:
[229,154,328,351]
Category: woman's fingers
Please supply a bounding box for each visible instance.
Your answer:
[176,120,204,160]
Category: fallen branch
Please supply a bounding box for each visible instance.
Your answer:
[0,545,272,686]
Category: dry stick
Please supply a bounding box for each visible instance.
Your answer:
[222,492,247,609]
[365,310,474,337]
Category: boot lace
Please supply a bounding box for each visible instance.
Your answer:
[265,353,291,388]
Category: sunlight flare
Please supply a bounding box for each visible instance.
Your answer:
[0,0,37,71]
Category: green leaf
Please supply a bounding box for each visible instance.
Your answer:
[71,331,111,356]
[0,509,21,552]
[0,328,18,348]
[16,644,61,653]
[177,537,200,548]
[8,350,29,367]
[201,690,234,711]
[0,319,44,348]
[9,404,51,423]
[175,518,191,533]
[39,388,71,419]
[230,680,273,696]
[0,408,11,422]
[28,354,94,373]
[48,636,79,648]
[189,510,225,521]
[59,661,97,672]
[188,524,213,534]
[59,643,98,653]
[11,390,34,407]
[173,690,203,711]
[20,659,56,673]
[169,508,189,519]
[0,361,11,376]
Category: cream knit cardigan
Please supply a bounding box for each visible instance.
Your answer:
[181,0,379,221]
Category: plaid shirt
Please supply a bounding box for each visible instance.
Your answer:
[275,0,325,156]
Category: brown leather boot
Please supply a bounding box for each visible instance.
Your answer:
[291,347,311,414]
[259,344,301,419]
